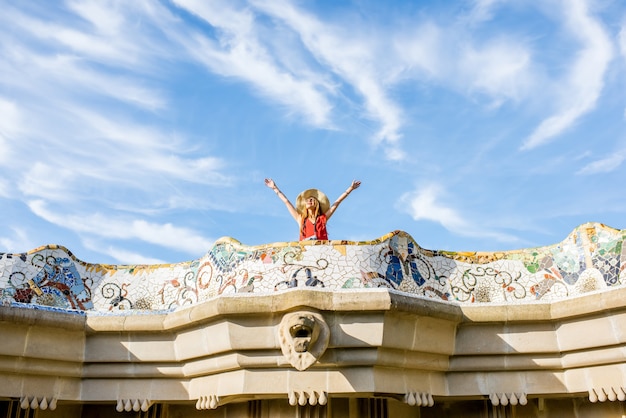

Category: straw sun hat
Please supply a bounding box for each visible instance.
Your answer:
[296,189,330,214]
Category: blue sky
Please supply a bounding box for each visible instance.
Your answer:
[1,0,626,264]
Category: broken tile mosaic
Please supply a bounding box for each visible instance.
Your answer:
[0,222,623,314]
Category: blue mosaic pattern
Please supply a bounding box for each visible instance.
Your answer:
[0,223,624,313]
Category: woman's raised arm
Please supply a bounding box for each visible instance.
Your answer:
[326,180,361,220]
[265,178,300,223]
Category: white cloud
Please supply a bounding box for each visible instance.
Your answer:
[59,108,229,184]
[0,228,34,253]
[250,0,405,159]
[392,23,442,80]
[82,238,168,265]
[67,0,126,36]
[384,147,407,161]
[460,38,532,104]
[28,200,213,255]
[172,0,253,33]
[388,21,537,121]
[466,0,508,24]
[0,97,23,138]
[0,2,232,229]
[0,2,169,71]
[577,150,626,174]
[0,97,22,165]
[397,184,518,242]
[171,0,334,127]
[102,247,168,265]
[0,9,168,111]
[522,0,613,149]
[45,55,167,110]
[0,2,230,200]
[7,101,229,204]
[398,184,468,231]
[19,163,78,201]
[0,178,9,199]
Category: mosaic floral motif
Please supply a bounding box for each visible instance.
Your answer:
[0,223,625,313]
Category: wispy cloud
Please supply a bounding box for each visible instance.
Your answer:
[0,1,236,261]
[391,22,442,80]
[577,149,626,174]
[390,16,535,111]
[0,8,230,203]
[0,97,22,166]
[101,246,168,265]
[250,0,405,159]
[82,238,168,264]
[171,0,334,127]
[397,184,518,243]
[1,1,173,71]
[466,0,508,25]
[398,184,468,231]
[522,0,613,149]
[0,228,34,254]
[19,163,79,202]
[28,200,213,255]
[0,97,23,138]
[9,104,229,207]
[0,179,9,199]
[459,38,532,105]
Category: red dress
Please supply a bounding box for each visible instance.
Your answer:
[300,215,328,241]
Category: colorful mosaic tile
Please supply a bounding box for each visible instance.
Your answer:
[0,223,624,314]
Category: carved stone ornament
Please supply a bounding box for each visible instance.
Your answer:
[278,310,330,371]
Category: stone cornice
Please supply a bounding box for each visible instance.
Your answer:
[1,287,626,406]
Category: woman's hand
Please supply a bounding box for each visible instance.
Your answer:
[351,180,361,190]
[266,178,299,223]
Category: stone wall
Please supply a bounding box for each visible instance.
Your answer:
[2,222,626,417]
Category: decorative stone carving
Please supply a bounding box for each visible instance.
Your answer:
[489,393,527,406]
[404,392,434,407]
[196,394,220,410]
[115,399,152,412]
[288,391,328,406]
[278,310,330,371]
[588,387,626,402]
[19,397,57,410]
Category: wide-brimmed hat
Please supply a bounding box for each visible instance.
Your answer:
[296,189,330,214]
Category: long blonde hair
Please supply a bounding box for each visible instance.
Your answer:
[300,197,321,236]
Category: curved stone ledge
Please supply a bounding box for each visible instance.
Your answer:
[1,287,626,402]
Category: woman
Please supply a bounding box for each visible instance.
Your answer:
[265,178,361,241]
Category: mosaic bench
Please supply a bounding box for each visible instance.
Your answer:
[0,222,623,314]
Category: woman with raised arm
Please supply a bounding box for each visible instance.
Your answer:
[265,178,361,241]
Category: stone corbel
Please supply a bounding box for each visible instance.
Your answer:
[115,399,153,412]
[19,396,57,410]
[489,393,527,406]
[196,394,220,410]
[404,392,434,407]
[588,387,626,402]
[288,390,328,406]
